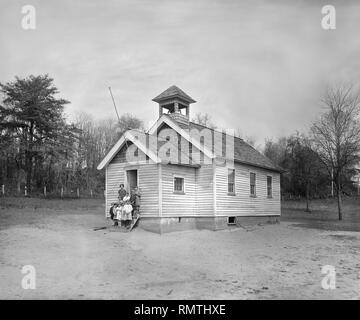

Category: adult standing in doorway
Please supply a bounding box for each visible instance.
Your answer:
[118,184,126,202]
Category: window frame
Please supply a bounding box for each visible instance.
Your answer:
[173,175,185,194]
[227,168,235,195]
[250,172,256,197]
[267,175,273,198]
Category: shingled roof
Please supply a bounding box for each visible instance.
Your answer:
[152,85,196,104]
[188,122,282,172]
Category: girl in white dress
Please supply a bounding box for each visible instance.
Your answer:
[121,193,133,228]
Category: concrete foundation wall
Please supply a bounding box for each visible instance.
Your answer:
[138,215,280,234]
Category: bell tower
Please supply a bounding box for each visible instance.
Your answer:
[152,85,196,125]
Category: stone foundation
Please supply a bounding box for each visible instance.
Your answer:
[138,216,280,234]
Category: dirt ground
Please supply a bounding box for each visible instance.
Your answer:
[0,197,359,300]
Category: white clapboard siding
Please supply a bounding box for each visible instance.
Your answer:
[106,143,131,213]
[137,163,159,216]
[215,162,281,216]
[106,162,125,214]
[105,144,159,216]
[195,164,214,215]
[161,164,197,216]
[157,126,215,216]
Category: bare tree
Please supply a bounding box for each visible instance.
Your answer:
[263,137,288,166]
[235,129,257,148]
[311,85,360,220]
[192,112,217,129]
[287,133,323,212]
[117,113,144,137]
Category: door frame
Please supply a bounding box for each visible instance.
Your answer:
[125,168,139,193]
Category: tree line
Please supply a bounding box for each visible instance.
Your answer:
[263,86,360,219]
[0,75,143,198]
[1,75,360,219]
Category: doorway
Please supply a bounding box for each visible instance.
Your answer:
[126,169,138,192]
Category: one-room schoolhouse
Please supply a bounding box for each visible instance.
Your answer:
[97,85,282,233]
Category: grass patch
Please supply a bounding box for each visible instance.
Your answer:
[0,196,104,210]
[282,197,360,230]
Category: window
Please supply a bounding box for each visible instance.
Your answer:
[228,169,235,194]
[174,177,184,193]
[250,172,256,196]
[267,176,272,198]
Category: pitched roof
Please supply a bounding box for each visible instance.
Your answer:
[97,130,160,170]
[152,85,196,104]
[98,116,282,172]
[97,129,200,170]
[148,115,214,159]
[188,122,283,172]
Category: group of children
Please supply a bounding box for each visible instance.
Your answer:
[109,184,141,229]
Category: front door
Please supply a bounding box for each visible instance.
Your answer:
[126,169,138,192]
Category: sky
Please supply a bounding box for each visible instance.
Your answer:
[1,0,360,145]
